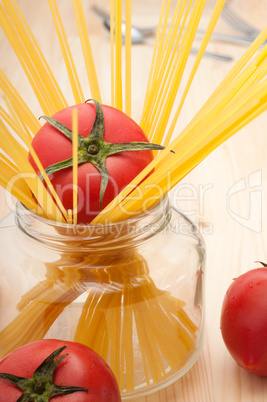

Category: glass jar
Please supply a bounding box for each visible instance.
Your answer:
[0,196,205,399]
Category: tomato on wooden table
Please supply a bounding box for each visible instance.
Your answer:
[0,339,121,401]
[220,263,267,376]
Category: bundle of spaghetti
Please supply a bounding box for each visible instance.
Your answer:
[0,119,53,219]
[0,0,104,222]
[0,0,102,115]
[0,153,36,211]
[0,223,199,390]
[140,0,226,145]
[143,0,171,100]
[0,76,70,221]
[0,0,266,224]
[93,33,267,223]
[0,0,67,115]
[141,0,206,137]
[0,124,69,222]
[71,249,199,392]
[47,0,84,105]
[0,69,41,137]
[0,0,71,219]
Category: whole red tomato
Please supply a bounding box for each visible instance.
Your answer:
[220,264,267,376]
[29,100,162,223]
[0,339,121,401]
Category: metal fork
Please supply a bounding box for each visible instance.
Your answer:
[91,5,233,61]
[221,3,261,38]
[92,4,257,47]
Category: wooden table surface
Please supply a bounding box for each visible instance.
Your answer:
[0,0,266,401]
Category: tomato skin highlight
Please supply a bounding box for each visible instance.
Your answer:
[29,103,154,223]
[0,339,121,401]
[220,268,267,376]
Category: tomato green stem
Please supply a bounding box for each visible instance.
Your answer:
[39,99,165,210]
[39,116,77,144]
[0,346,88,401]
[255,261,267,267]
[85,98,104,142]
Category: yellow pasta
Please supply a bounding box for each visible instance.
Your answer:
[93,36,267,223]
[0,0,67,115]
[0,69,41,136]
[162,0,227,147]
[115,0,123,110]
[47,0,84,104]
[72,108,78,224]
[0,109,68,221]
[142,0,169,103]
[141,0,195,136]
[28,142,69,222]
[110,0,115,107]
[72,0,102,102]
[0,157,37,211]
[125,0,131,116]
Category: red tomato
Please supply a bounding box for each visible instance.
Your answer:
[29,102,156,223]
[220,265,267,376]
[0,339,121,401]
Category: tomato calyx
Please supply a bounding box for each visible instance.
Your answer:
[0,346,88,401]
[39,99,165,209]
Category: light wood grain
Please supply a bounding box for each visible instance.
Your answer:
[0,0,267,400]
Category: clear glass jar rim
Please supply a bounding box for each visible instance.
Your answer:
[17,196,167,229]
[15,196,172,250]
